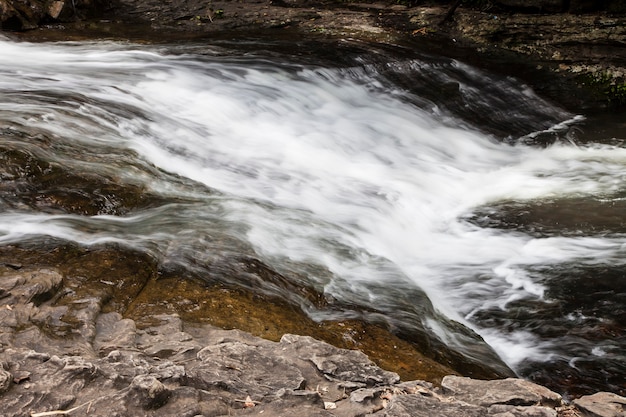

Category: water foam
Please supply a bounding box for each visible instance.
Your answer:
[1,38,625,377]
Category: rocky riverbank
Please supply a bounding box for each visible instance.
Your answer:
[2,265,625,417]
[2,0,626,111]
[2,1,626,415]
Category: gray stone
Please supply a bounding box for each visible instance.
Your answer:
[441,376,562,408]
[372,393,485,417]
[488,404,558,417]
[137,314,200,360]
[0,269,63,306]
[573,392,626,417]
[281,334,399,387]
[188,341,306,397]
[128,374,171,409]
[0,267,597,417]
[94,312,137,354]
[0,369,11,393]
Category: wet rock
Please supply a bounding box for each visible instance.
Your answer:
[573,392,626,417]
[0,144,167,216]
[441,375,563,407]
[494,0,565,12]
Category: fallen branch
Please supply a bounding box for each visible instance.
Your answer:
[30,401,93,417]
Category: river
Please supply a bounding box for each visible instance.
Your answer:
[0,34,624,398]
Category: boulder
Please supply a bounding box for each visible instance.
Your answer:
[573,392,626,417]
[441,375,563,407]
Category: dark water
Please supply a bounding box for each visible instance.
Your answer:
[0,34,624,398]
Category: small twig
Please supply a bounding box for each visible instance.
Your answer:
[30,401,93,417]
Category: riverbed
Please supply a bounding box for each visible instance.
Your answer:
[1,33,624,398]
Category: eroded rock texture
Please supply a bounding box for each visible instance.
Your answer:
[1,266,624,416]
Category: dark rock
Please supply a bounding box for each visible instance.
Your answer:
[494,0,565,12]
[569,0,604,13]
[0,0,111,30]
[573,392,626,417]
[607,0,626,12]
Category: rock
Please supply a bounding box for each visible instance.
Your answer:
[569,0,603,12]
[0,268,63,306]
[47,0,65,19]
[372,392,485,417]
[0,0,112,29]
[573,392,626,417]
[281,334,400,387]
[0,306,614,417]
[495,0,565,12]
[128,374,171,409]
[94,312,137,354]
[0,0,42,30]
[0,369,11,393]
[441,376,563,408]
[136,314,200,360]
[488,404,558,417]
[188,340,306,397]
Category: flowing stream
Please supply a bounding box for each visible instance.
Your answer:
[1,35,624,397]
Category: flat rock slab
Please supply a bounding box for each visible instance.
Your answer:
[573,392,626,417]
[441,375,563,407]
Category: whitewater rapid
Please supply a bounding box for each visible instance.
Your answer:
[1,36,625,394]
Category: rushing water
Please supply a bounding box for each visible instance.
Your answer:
[1,35,624,397]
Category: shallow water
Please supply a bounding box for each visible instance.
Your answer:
[1,35,624,397]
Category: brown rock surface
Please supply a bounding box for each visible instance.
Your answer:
[0,250,624,416]
[4,0,625,111]
[573,392,626,417]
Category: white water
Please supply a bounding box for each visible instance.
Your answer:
[1,37,625,379]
